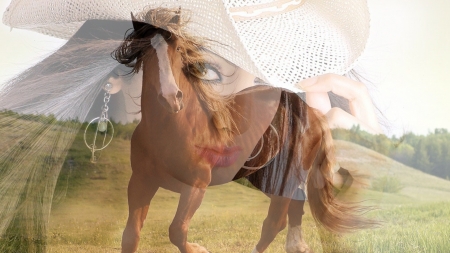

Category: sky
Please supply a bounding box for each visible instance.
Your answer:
[360,0,450,137]
[0,0,449,137]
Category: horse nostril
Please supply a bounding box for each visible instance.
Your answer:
[176,90,183,112]
[157,92,184,114]
[176,90,183,100]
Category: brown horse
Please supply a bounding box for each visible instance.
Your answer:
[114,8,372,253]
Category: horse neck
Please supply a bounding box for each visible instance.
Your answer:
[140,70,163,123]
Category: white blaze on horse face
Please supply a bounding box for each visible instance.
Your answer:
[151,34,183,113]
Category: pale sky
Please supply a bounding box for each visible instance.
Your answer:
[0,0,449,137]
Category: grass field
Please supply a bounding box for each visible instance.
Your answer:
[41,132,450,253]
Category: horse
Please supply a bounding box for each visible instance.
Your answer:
[114,8,373,253]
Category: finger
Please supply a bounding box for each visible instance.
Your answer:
[297,74,382,134]
[297,74,365,100]
[305,92,331,115]
[325,107,381,135]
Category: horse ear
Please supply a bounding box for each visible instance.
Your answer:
[131,12,146,32]
[169,7,181,25]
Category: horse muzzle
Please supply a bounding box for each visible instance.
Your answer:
[158,90,184,113]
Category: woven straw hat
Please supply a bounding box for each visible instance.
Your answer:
[2,0,370,92]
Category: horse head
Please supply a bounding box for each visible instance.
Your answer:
[149,33,183,113]
[114,9,254,177]
[130,12,184,114]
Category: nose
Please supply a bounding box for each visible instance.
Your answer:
[212,94,253,135]
[229,92,254,134]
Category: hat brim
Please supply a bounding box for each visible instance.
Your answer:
[2,0,370,92]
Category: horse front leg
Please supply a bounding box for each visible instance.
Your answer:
[285,199,311,253]
[252,196,291,253]
[121,172,159,253]
[169,183,209,253]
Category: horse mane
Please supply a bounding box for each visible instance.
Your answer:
[112,7,236,142]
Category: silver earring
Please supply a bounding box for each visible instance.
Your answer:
[247,135,264,161]
[84,83,115,163]
[242,124,279,171]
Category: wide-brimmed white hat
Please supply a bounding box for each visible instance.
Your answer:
[2,0,370,92]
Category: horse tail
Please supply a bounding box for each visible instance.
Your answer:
[305,107,376,233]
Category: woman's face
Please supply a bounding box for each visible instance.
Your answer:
[106,65,143,122]
[107,65,142,95]
[120,47,281,186]
[193,52,281,184]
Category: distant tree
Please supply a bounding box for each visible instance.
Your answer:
[332,127,450,180]
[389,143,414,166]
[426,138,442,175]
[413,140,433,173]
[435,128,448,134]
[437,141,450,179]
[402,132,421,148]
[374,134,391,156]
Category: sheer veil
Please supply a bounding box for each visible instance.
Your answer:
[0,20,133,251]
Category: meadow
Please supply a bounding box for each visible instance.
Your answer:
[43,131,450,253]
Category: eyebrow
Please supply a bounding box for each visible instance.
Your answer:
[206,62,222,72]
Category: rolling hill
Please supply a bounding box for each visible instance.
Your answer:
[1,113,448,253]
[43,136,450,252]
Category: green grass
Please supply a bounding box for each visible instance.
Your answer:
[6,128,450,252]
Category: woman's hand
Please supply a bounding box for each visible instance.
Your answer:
[297,73,383,135]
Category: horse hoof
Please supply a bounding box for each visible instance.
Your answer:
[286,245,312,253]
[188,242,210,253]
[285,225,312,253]
[285,245,311,253]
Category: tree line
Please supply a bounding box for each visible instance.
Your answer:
[332,126,450,180]
[3,110,449,180]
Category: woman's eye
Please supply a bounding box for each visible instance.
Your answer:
[200,63,221,82]
[203,68,219,81]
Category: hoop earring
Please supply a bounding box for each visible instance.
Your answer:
[247,134,264,161]
[242,124,280,171]
[84,83,115,163]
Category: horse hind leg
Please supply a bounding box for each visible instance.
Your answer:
[121,172,159,253]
